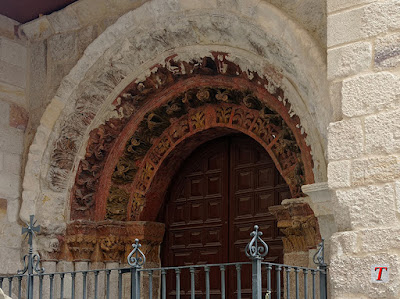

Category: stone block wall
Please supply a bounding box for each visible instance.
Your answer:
[0,15,28,274]
[327,0,400,297]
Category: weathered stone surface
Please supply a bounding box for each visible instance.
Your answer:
[327,42,372,80]
[0,60,25,88]
[329,80,342,121]
[3,152,22,176]
[40,97,65,130]
[362,1,400,36]
[0,172,20,199]
[328,160,351,188]
[0,81,26,107]
[0,37,27,69]
[48,32,77,62]
[6,198,19,223]
[46,62,76,105]
[342,72,400,117]
[357,228,400,253]
[0,126,24,155]
[0,14,19,40]
[0,198,6,216]
[375,32,400,70]
[365,109,400,155]
[20,16,54,40]
[28,40,47,113]
[328,1,400,47]
[334,184,397,230]
[327,6,366,47]
[330,250,400,298]
[0,100,10,127]
[327,0,376,13]
[395,181,400,214]
[9,104,28,131]
[76,25,99,56]
[47,6,81,33]
[0,219,22,274]
[277,0,327,47]
[351,156,400,186]
[328,118,363,160]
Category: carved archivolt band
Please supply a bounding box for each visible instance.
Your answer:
[64,54,314,222]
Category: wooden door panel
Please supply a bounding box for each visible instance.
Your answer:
[206,175,222,195]
[233,194,254,218]
[188,176,203,197]
[255,192,276,216]
[205,199,223,222]
[162,135,290,298]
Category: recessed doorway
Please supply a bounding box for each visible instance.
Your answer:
[159,134,290,298]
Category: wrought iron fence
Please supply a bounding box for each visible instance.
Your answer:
[0,216,328,299]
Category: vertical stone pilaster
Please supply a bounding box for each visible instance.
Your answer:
[73,261,89,299]
[41,261,57,299]
[56,260,74,299]
[105,262,119,298]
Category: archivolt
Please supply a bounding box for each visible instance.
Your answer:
[69,55,314,222]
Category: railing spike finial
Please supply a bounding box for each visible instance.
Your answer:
[127,238,146,268]
[313,238,326,267]
[245,224,269,259]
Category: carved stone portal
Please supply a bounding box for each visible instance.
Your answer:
[61,54,314,222]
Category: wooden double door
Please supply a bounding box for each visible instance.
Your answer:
[160,134,290,298]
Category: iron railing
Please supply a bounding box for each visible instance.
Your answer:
[0,216,328,299]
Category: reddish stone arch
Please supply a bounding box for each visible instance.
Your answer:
[63,54,318,262]
[71,82,313,220]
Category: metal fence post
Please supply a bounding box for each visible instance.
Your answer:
[245,225,269,299]
[18,215,44,299]
[313,239,327,299]
[128,239,146,299]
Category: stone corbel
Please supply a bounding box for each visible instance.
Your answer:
[302,182,337,240]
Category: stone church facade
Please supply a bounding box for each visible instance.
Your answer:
[0,0,399,298]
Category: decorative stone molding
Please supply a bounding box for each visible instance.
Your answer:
[64,55,314,223]
[302,182,337,241]
[269,198,321,253]
[56,221,165,262]
[21,0,330,230]
[302,182,333,217]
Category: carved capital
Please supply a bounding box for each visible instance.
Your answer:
[99,236,125,262]
[61,221,165,263]
[269,200,321,253]
[66,234,97,261]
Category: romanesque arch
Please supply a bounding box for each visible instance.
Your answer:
[21,0,329,263]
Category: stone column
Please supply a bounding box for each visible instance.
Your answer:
[105,262,119,298]
[41,261,57,299]
[74,261,89,298]
[56,260,74,299]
